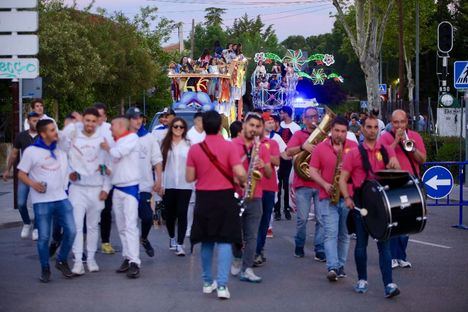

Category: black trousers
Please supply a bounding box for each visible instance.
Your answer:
[100,189,113,243]
[274,158,292,213]
[163,189,192,245]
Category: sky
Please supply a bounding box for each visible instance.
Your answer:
[67,0,336,45]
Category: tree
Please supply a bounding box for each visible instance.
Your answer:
[332,0,396,110]
[204,7,226,27]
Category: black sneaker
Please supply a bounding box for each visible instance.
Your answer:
[253,254,265,267]
[141,239,155,257]
[274,211,281,221]
[126,262,140,279]
[116,259,130,273]
[327,269,338,282]
[55,260,73,278]
[314,252,326,262]
[294,246,305,258]
[40,267,51,283]
[81,253,87,263]
[49,241,60,258]
[284,209,292,220]
[337,266,347,278]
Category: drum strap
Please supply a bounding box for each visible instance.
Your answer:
[390,131,420,178]
[199,141,235,187]
[358,144,389,179]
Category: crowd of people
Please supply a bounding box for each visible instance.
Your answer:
[3,98,426,300]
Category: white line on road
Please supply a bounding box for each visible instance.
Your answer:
[409,239,452,249]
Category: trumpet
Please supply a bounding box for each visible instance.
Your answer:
[403,132,415,153]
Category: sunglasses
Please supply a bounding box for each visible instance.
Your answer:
[304,114,318,119]
[172,125,185,129]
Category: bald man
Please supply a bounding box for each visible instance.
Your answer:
[101,117,141,278]
[379,109,426,269]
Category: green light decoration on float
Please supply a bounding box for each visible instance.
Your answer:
[254,49,344,85]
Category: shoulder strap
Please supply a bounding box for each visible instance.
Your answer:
[380,145,389,166]
[358,144,372,179]
[199,142,235,187]
[389,131,419,177]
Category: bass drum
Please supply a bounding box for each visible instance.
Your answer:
[360,172,427,241]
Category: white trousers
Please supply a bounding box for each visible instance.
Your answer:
[113,189,141,266]
[69,184,104,261]
[186,192,196,236]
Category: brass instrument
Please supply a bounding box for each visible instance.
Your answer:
[403,132,415,152]
[293,107,336,180]
[239,136,263,216]
[330,146,343,205]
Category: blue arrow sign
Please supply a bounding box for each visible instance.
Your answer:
[422,166,454,199]
[454,61,468,90]
[379,84,387,95]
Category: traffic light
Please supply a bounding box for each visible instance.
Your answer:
[438,21,453,53]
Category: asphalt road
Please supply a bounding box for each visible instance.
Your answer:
[0,204,467,312]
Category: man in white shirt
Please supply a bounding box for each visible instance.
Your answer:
[279,106,301,134]
[24,99,56,131]
[126,107,163,258]
[94,102,117,254]
[185,112,206,237]
[101,117,141,278]
[17,119,76,283]
[63,108,112,275]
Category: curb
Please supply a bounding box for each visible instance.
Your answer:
[0,221,23,230]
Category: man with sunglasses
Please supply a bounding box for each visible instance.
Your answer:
[231,112,272,283]
[286,107,325,261]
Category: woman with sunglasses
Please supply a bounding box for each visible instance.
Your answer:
[159,118,193,256]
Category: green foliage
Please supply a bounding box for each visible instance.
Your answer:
[419,133,465,162]
[331,100,361,116]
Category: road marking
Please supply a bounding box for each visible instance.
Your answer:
[409,239,451,249]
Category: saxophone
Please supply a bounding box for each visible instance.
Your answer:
[330,146,343,205]
[293,107,336,180]
[239,136,263,217]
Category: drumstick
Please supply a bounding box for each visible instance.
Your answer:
[354,207,368,217]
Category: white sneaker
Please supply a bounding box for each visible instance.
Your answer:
[32,229,38,241]
[169,238,177,250]
[217,286,231,299]
[175,244,186,256]
[239,268,262,283]
[398,259,412,268]
[203,280,217,294]
[230,258,242,276]
[391,259,399,269]
[87,259,100,272]
[72,261,85,275]
[20,224,32,239]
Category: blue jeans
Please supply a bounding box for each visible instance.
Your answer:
[201,242,232,287]
[256,191,275,255]
[34,200,76,269]
[17,181,34,227]
[294,187,324,253]
[320,198,350,271]
[390,235,409,261]
[352,211,392,287]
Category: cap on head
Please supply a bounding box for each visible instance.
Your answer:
[27,111,40,119]
[162,107,176,116]
[262,112,274,122]
[125,107,142,119]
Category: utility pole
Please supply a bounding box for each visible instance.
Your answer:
[415,0,420,121]
[178,23,184,53]
[397,0,405,102]
[190,19,195,59]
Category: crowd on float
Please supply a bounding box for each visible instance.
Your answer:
[3,98,426,300]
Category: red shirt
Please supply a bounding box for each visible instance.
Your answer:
[310,138,358,200]
[287,129,319,189]
[187,134,241,191]
[378,129,426,176]
[342,141,396,190]
[261,137,280,192]
[232,136,271,199]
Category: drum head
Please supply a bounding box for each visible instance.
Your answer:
[361,180,390,240]
[375,170,411,189]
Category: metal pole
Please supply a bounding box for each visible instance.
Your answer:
[415,0,420,122]
[190,19,195,59]
[19,79,23,131]
[379,51,382,84]
[11,79,19,210]
[465,91,468,185]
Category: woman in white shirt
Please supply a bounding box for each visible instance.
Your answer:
[160,117,192,256]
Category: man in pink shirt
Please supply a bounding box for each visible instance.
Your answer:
[231,113,272,283]
[379,109,427,269]
[186,110,246,299]
[309,116,358,282]
[254,112,281,267]
[286,107,324,260]
[339,116,401,298]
